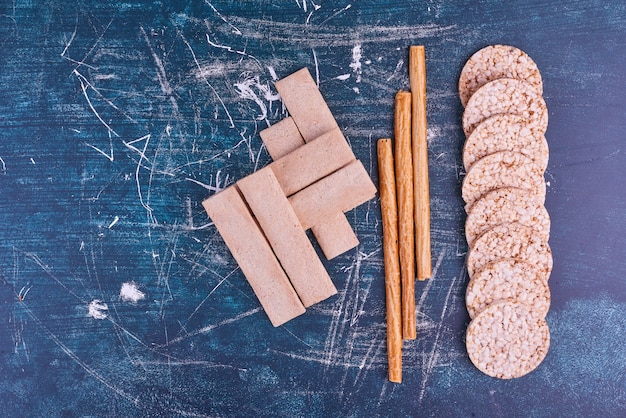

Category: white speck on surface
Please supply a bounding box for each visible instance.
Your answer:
[336,74,350,81]
[349,44,362,83]
[120,282,145,303]
[87,300,108,320]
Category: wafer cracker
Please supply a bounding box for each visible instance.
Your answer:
[462,151,546,212]
[466,301,550,379]
[465,258,551,319]
[466,222,552,279]
[465,187,550,247]
[463,114,549,172]
[462,78,548,137]
[459,45,543,108]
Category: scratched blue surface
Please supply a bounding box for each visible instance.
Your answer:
[1,1,625,417]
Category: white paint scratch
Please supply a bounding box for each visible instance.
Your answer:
[0,156,6,174]
[184,268,238,325]
[165,307,262,346]
[123,134,153,217]
[74,69,120,137]
[386,59,405,82]
[84,142,114,162]
[22,301,139,404]
[204,0,242,35]
[336,74,350,81]
[119,282,145,303]
[319,4,352,25]
[204,33,261,67]
[350,44,362,83]
[418,275,458,402]
[312,48,320,87]
[417,250,445,310]
[88,300,109,320]
[233,73,280,121]
[178,30,235,128]
[84,130,115,162]
[17,285,32,302]
[140,26,179,113]
[267,66,278,81]
[108,216,119,229]
[62,18,112,73]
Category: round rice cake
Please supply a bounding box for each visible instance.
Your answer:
[459,45,543,108]
[463,114,549,172]
[466,222,552,279]
[462,78,548,137]
[466,301,550,379]
[465,258,551,319]
[465,187,551,247]
[462,151,546,212]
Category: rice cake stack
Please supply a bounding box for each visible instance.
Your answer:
[458,45,552,379]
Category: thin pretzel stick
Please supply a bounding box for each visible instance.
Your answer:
[409,46,432,281]
[377,138,402,383]
[394,91,416,340]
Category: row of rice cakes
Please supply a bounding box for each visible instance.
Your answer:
[459,45,552,379]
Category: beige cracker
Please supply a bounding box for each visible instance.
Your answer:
[459,45,543,108]
[462,78,548,137]
[466,222,553,279]
[466,301,550,379]
[462,151,546,212]
[465,258,551,319]
[465,187,551,247]
[463,114,549,172]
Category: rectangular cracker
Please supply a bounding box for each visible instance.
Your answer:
[270,127,355,196]
[202,186,306,326]
[274,68,339,142]
[288,160,377,230]
[311,214,359,259]
[259,117,305,160]
[261,119,358,259]
[237,166,337,307]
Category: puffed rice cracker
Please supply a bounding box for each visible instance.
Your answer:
[459,45,543,108]
[462,151,546,212]
[465,258,551,319]
[465,187,551,247]
[466,222,553,279]
[463,114,549,172]
[462,78,548,137]
[466,301,550,379]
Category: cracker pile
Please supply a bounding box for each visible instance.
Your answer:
[459,45,552,379]
[203,68,377,327]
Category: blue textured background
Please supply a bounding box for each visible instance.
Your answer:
[1,1,625,416]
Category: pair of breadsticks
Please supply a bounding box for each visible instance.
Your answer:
[378,46,432,383]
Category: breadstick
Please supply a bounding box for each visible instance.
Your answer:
[394,91,416,340]
[409,45,432,281]
[377,138,402,383]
